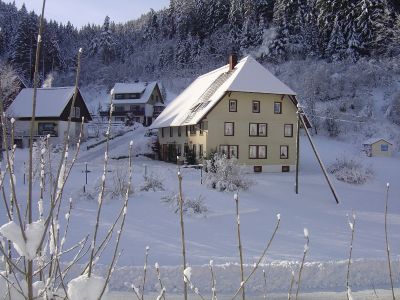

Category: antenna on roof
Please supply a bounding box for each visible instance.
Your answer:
[296,105,340,205]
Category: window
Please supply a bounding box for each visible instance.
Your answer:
[115,117,125,122]
[199,144,203,158]
[186,126,189,136]
[199,122,204,135]
[177,144,182,156]
[280,145,289,159]
[189,125,196,135]
[274,102,282,114]
[224,122,234,136]
[219,145,228,156]
[115,94,124,99]
[193,144,197,157]
[114,105,124,112]
[178,126,181,137]
[72,107,80,118]
[170,127,173,137]
[38,122,57,136]
[252,101,260,113]
[249,145,267,159]
[184,143,189,156]
[381,144,389,151]
[284,124,293,137]
[249,123,267,137]
[161,128,165,138]
[219,145,238,159]
[229,99,237,112]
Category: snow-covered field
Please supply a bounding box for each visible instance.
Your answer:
[3,127,400,297]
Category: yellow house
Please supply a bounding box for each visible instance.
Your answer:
[363,138,393,157]
[151,55,309,172]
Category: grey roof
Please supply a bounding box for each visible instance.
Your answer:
[7,87,76,118]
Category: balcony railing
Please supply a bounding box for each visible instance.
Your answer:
[15,130,58,138]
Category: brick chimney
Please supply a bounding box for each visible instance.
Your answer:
[229,53,238,71]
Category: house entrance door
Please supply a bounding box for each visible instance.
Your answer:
[162,144,168,161]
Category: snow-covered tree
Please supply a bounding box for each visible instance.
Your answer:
[10,10,38,80]
[228,0,244,52]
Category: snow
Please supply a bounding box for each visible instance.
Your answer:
[151,56,296,129]
[2,126,400,296]
[67,274,108,300]
[6,87,76,118]
[112,82,147,94]
[0,220,45,260]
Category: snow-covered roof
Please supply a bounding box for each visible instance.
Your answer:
[7,87,76,118]
[363,138,392,145]
[150,56,296,129]
[111,81,158,104]
[112,82,147,94]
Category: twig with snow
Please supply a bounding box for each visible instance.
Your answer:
[384,183,395,300]
[209,260,217,300]
[87,89,114,278]
[99,141,134,300]
[295,228,310,300]
[346,212,356,300]
[262,269,267,300]
[234,193,245,300]
[155,262,166,300]
[183,267,206,300]
[141,246,150,300]
[232,213,281,300]
[178,171,188,300]
[287,270,295,300]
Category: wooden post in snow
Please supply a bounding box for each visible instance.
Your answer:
[298,108,340,204]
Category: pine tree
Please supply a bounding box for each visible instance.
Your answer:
[270,0,309,60]
[240,0,257,51]
[10,11,38,80]
[355,0,394,56]
[207,0,230,31]
[228,0,244,53]
[99,16,116,64]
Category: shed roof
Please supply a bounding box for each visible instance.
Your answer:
[363,138,393,145]
[151,55,297,129]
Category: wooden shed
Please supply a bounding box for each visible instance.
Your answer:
[362,138,393,157]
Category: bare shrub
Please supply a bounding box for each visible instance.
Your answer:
[162,193,208,216]
[328,156,373,184]
[205,153,253,192]
[139,173,165,192]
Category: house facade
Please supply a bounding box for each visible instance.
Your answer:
[151,55,309,172]
[6,87,92,147]
[108,81,164,126]
[363,138,393,157]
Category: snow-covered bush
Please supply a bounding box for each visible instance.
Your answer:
[92,167,133,200]
[32,137,57,184]
[162,193,208,216]
[328,156,373,184]
[139,172,165,192]
[205,153,253,192]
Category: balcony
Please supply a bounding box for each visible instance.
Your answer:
[104,109,146,117]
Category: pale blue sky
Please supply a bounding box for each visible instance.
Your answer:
[9,0,169,28]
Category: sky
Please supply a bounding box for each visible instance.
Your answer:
[9,0,170,28]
